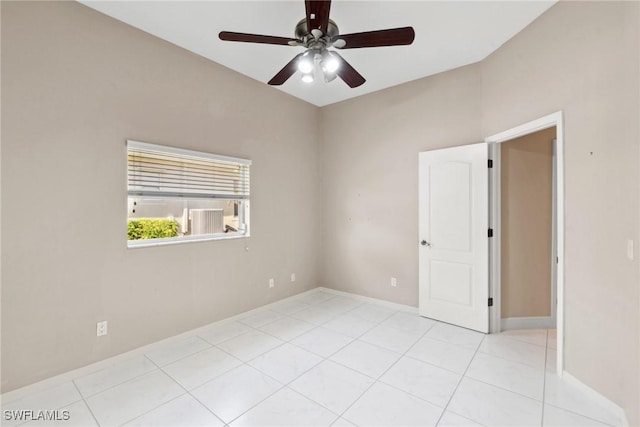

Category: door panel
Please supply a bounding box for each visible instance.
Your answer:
[430,261,472,305]
[419,143,489,333]
[430,161,472,252]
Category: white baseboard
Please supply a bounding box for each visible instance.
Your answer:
[501,316,555,330]
[1,286,322,404]
[1,287,415,404]
[561,371,629,427]
[3,285,631,427]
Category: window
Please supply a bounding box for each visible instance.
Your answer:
[127,140,251,247]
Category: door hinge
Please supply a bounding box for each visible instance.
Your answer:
[488,159,493,168]
[488,228,494,238]
[488,297,494,307]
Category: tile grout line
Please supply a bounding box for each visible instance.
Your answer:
[199,332,250,348]
[283,312,417,386]
[125,326,265,409]
[435,330,560,424]
[401,351,475,377]
[5,297,321,408]
[434,332,487,426]
[221,370,331,426]
[69,361,159,401]
[0,291,332,405]
[188,363,286,426]
[10,372,156,427]
[254,300,401,361]
[429,328,610,427]
[498,332,549,349]
[145,339,217,371]
[221,302,416,426]
[0,296,363,424]
[10,295,568,427]
[10,394,88,427]
[115,353,228,427]
[541,328,549,426]
[537,328,614,426]
[214,292,333,336]
[441,410,489,427]
[117,392,190,427]
[207,297,372,424]
[323,307,418,364]
[459,336,548,401]
[414,333,488,352]
[219,376,287,425]
[278,385,342,424]
[254,317,324,342]
[221,301,401,425]
[71,379,101,427]
[336,319,440,425]
[181,308,336,426]
[287,330,355,360]
[471,342,547,371]
[69,335,233,403]
[542,401,617,427]
[451,370,545,404]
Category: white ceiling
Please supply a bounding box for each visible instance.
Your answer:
[80,1,555,107]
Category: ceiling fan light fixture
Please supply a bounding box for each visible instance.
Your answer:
[323,71,338,83]
[332,39,346,49]
[297,51,314,74]
[219,0,415,88]
[321,50,339,73]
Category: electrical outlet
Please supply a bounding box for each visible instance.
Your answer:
[627,240,634,260]
[269,278,274,288]
[291,273,296,282]
[391,277,397,287]
[96,320,108,337]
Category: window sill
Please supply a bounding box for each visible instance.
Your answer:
[127,232,249,249]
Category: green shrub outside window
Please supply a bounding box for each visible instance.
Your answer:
[127,219,179,240]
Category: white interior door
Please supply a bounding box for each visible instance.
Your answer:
[419,143,489,333]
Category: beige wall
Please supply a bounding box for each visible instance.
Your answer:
[319,64,483,306]
[2,0,639,423]
[321,1,639,423]
[1,1,321,392]
[482,2,639,423]
[500,127,555,319]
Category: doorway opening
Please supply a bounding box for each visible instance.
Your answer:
[486,111,564,375]
[498,127,556,331]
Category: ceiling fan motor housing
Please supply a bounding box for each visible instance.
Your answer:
[295,18,339,45]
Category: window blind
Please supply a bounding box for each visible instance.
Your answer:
[127,141,251,199]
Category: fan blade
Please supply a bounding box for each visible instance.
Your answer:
[333,52,365,88]
[219,31,296,46]
[335,27,415,49]
[305,0,331,35]
[268,53,303,86]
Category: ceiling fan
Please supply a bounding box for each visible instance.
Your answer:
[219,0,415,88]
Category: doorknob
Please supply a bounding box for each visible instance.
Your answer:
[421,240,431,247]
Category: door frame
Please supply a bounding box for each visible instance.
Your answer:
[485,111,565,375]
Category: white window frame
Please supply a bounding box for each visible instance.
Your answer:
[127,140,251,248]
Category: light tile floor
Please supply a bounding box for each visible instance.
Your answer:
[1,290,625,427]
